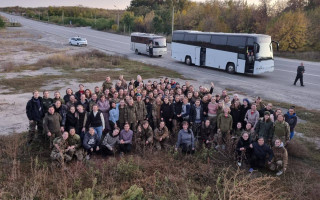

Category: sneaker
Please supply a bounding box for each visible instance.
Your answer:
[85,155,90,160]
[276,170,283,176]
[221,145,225,150]
[249,168,254,173]
[237,162,242,167]
[215,145,220,150]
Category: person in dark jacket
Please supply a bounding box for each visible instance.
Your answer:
[42,90,53,114]
[255,111,274,146]
[230,100,241,130]
[26,90,44,144]
[144,97,154,129]
[284,107,298,140]
[293,62,305,86]
[259,103,274,118]
[83,127,100,160]
[172,95,183,134]
[181,97,191,122]
[175,121,195,154]
[76,104,87,140]
[76,94,89,112]
[240,98,251,127]
[249,137,274,173]
[200,120,214,148]
[63,88,73,104]
[65,106,78,132]
[54,100,68,132]
[190,99,205,140]
[236,132,252,167]
[75,84,85,101]
[160,97,174,131]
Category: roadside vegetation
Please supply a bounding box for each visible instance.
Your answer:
[0,131,319,199]
[0,50,185,94]
[1,0,320,59]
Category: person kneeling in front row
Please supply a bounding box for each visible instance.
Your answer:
[269,139,288,176]
[175,121,195,154]
[50,131,72,164]
[249,137,274,173]
[83,127,100,160]
[100,127,120,157]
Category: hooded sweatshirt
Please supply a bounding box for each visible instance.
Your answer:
[284,112,298,133]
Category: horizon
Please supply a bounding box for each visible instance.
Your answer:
[0,0,259,10]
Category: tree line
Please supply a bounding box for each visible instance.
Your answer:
[1,0,320,52]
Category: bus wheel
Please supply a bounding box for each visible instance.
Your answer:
[185,56,192,66]
[135,49,139,55]
[226,63,235,74]
[158,55,162,57]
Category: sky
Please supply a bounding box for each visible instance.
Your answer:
[0,0,258,10]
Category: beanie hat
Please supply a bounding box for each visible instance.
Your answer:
[264,111,270,116]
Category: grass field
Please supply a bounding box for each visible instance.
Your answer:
[0,50,185,94]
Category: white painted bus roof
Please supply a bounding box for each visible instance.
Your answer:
[173,30,270,38]
[131,32,165,38]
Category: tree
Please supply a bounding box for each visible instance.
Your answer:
[0,17,5,28]
[267,11,308,51]
[121,11,135,33]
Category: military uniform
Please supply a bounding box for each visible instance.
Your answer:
[102,81,113,93]
[274,121,290,145]
[50,136,72,163]
[135,100,147,125]
[154,126,169,150]
[136,126,153,153]
[125,104,137,131]
[67,133,83,161]
[43,112,62,148]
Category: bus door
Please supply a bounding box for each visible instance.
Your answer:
[245,46,254,73]
[200,47,206,66]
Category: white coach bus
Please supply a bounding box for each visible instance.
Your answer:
[130,32,167,57]
[171,30,279,74]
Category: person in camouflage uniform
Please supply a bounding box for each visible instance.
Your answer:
[125,98,137,131]
[153,121,170,150]
[67,127,83,161]
[152,97,162,128]
[274,114,290,146]
[88,93,98,112]
[136,121,153,153]
[135,94,147,126]
[50,131,72,163]
[102,76,113,93]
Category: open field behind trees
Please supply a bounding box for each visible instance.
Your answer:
[1,0,320,56]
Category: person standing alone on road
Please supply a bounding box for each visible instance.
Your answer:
[294,62,305,86]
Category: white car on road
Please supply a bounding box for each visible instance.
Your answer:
[69,37,88,46]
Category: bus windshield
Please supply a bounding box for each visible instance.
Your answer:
[256,42,273,60]
[153,38,166,48]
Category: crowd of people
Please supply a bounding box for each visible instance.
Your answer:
[26,75,298,175]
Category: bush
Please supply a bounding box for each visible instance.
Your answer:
[0,16,6,28]
[121,185,145,200]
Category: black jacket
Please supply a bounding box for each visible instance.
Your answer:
[230,107,241,128]
[200,124,214,141]
[145,101,153,120]
[297,65,305,74]
[173,101,182,119]
[252,142,274,161]
[160,102,174,119]
[189,105,204,123]
[86,111,103,129]
[236,137,252,151]
[54,104,68,127]
[42,97,53,114]
[65,111,78,131]
[26,97,44,121]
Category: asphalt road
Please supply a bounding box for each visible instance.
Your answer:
[2,12,320,110]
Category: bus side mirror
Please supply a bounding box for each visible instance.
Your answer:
[272,41,279,51]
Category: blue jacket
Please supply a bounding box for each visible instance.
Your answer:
[176,129,195,149]
[109,103,119,123]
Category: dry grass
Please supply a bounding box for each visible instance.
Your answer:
[0,50,186,93]
[274,51,320,62]
[0,133,293,200]
[22,45,53,53]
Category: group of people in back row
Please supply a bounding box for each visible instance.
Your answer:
[26,75,298,175]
